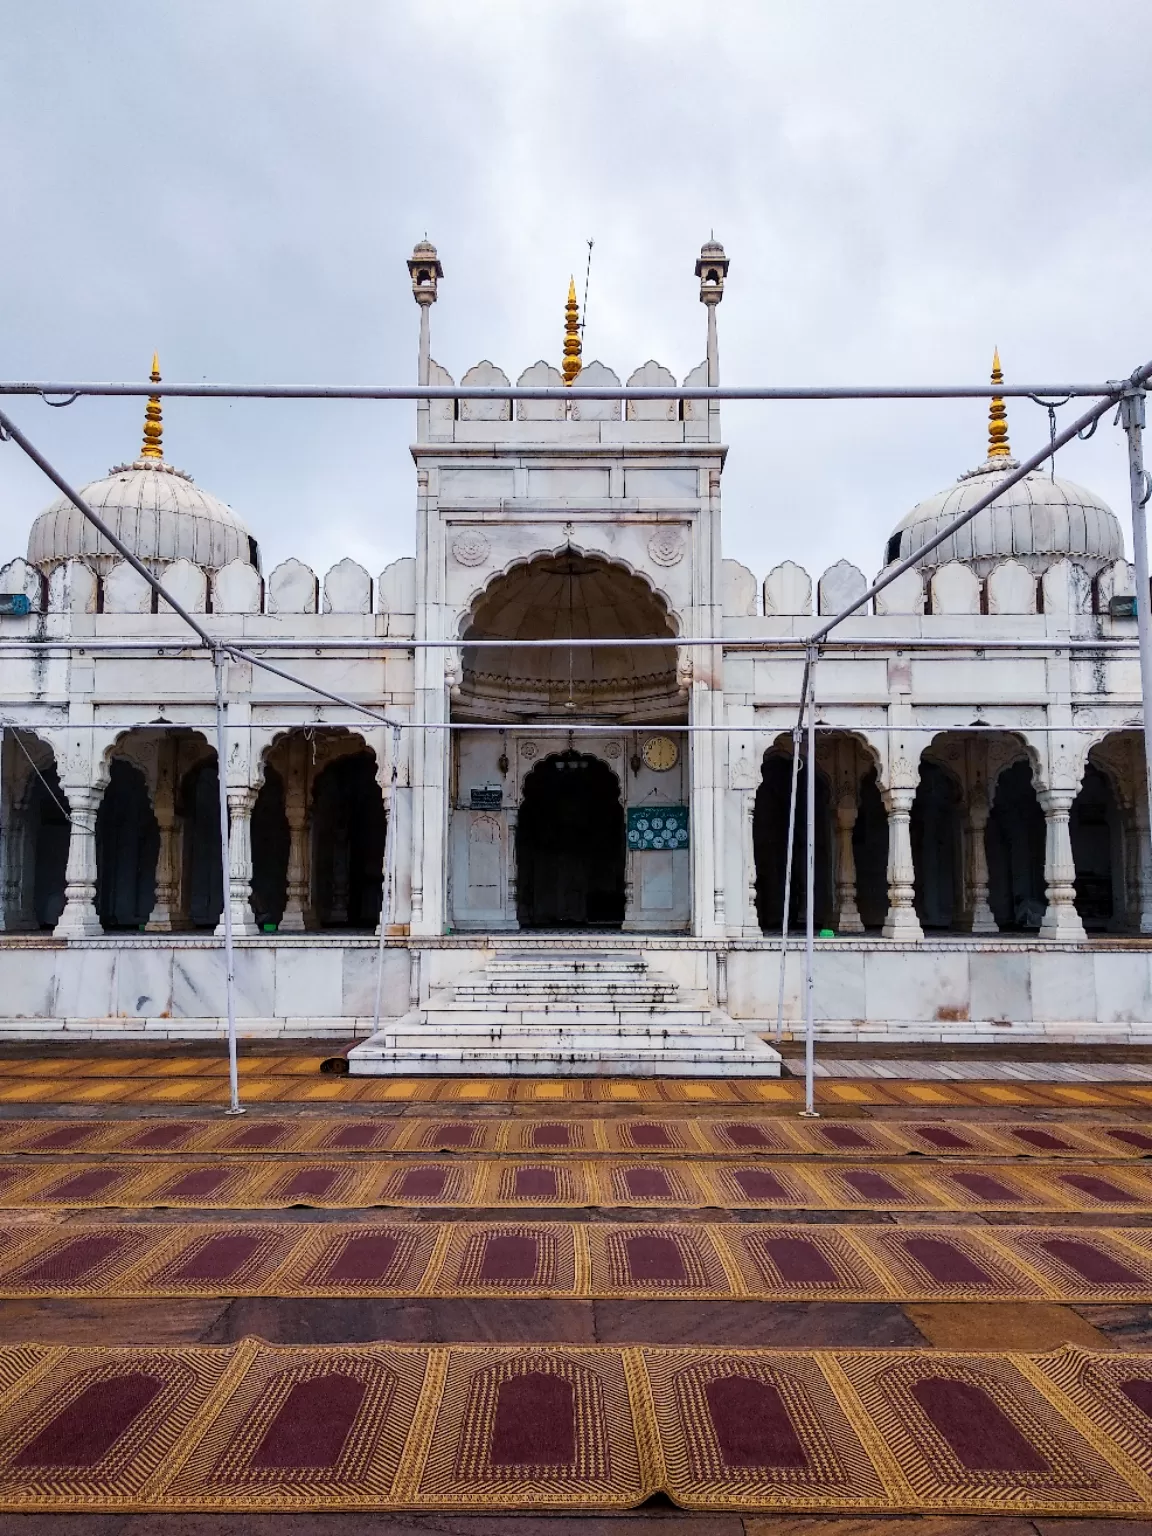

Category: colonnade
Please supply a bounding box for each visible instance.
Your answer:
[0,727,388,937]
[747,729,1152,940]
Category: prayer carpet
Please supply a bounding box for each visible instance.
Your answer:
[2,1114,1150,1159]
[2,1220,1152,1302]
[0,1339,1148,1513]
[1,1156,1150,1210]
[2,1063,1152,1109]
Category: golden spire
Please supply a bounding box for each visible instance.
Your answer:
[987,346,1010,459]
[561,276,582,385]
[140,352,163,461]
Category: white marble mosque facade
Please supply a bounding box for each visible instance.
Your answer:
[0,242,1150,1053]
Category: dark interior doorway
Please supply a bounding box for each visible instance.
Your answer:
[987,760,1046,930]
[30,766,69,930]
[311,752,386,929]
[95,758,158,930]
[1071,763,1120,929]
[516,751,625,928]
[179,758,224,929]
[911,760,963,929]
[753,755,834,933]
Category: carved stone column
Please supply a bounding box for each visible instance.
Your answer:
[882,786,923,940]
[965,794,998,934]
[146,744,186,932]
[145,796,183,931]
[1039,789,1087,940]
[279,789,315,933]
[53,784,103,937]
[215,787,260,937]
[834,796,864,933]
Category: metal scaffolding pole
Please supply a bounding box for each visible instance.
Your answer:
[801,648,819,1117]
[213,650,242,1116]
[1120,379,1152,871]
[773,719,803,1045]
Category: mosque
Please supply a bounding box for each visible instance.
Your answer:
[0,241,1147,1070]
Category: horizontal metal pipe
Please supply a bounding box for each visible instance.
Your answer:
[0,716,1136,736]
[0,380,1124,402]
[0,636,1139,654]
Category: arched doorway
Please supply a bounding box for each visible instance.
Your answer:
[1071,763,1121,930]
[178,757,224,930]
[95,758,158,930]
[516,752,625,929]
[853,768,890,930]
[311,752,386,929]
[251,766,289,929]
[911,760,963,929]
[987,760,1046,930]
[752,755,834,933]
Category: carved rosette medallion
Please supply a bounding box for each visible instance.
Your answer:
[647,529,685,567]
[451,531,490,567]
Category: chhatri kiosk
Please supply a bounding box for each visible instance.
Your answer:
[0,243,1146,1072]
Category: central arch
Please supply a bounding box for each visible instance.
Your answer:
[458,550,681,720]
[515,751,625,929]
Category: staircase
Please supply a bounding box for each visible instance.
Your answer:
[348,949,781,1077]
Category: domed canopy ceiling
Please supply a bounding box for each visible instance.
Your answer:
[886,356,1124,577]
[26,358,256,574]
[459,552,681,721]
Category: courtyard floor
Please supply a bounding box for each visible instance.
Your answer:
[0,1040,1150,1534]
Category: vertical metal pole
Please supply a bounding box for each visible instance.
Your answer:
[1120,386,1152,847]
[801,647,820,1117]
[371,726,402,1038]
[214,649,242,1115]
[774,721,803,1043]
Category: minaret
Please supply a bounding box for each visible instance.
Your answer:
[696,239,728,442]
[408,239,443,387]
[561,277,582,385]
[408,239,443,443]
[987,347,1012,460]
[140,353,163,461]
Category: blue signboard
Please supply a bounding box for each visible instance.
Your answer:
[627,805,689,850]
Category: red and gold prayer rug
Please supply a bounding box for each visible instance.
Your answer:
[1,1155,1149,1211]
[1,1219,1152,1303]
[2,1063,1152,1110]
[2,1114,1148,1159]
[0,1340,1148,1514]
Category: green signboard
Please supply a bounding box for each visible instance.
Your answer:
[627,805,689,851]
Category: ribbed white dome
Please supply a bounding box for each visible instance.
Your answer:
[28,460,255,573]
[886,457,1124,577]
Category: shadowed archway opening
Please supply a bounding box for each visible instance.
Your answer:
[988,760,1046,930]
[251,766,289,928]
[911,760,963,930]
[30,765,69,930]
[516,751,625,928]
[1071,763,1121,930]
[95,758,158,930]
[311,752,385,929]
[753,756,834,933]
[179,758,223,930]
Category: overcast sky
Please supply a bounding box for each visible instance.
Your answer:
[1,1,1149,590]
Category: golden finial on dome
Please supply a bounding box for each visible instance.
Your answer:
[140,352,163,461]
[561,277,582,385]
[987,346,1010,459]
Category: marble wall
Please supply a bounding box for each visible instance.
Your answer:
[2,937,1152,1041]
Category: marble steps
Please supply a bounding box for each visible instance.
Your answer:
[348,1012,782,1077]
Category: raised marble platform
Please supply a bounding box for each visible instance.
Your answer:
[0,933,1151,1044]
[348,949,782,1076]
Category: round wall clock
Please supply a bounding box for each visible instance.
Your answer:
[642,735,679,772]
